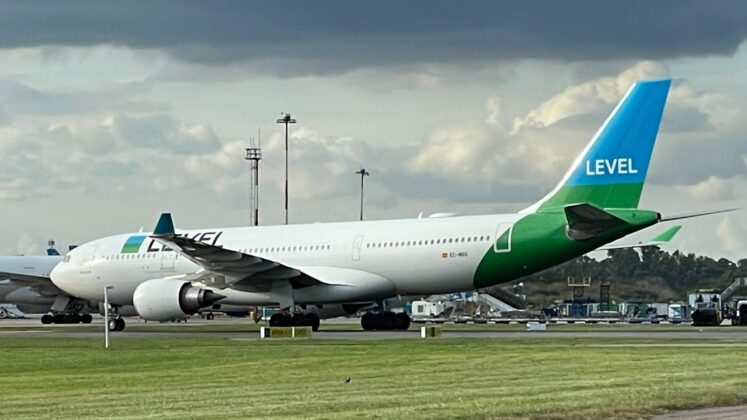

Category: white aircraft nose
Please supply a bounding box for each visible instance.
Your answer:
[50,257,92,299]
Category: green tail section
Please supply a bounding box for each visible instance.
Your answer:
[474,80,673,289]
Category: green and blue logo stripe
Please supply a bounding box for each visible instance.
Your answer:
[121,235,147,253]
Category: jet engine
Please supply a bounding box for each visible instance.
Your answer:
[133,279,225,321]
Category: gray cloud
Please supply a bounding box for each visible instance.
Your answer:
[111,114,221,155]
[379,170,542,205]
[91,159,142,177]
[0,105,9,127]
[1,1,746,75]
[0,80,168,117]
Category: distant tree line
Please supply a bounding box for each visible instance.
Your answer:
[487,248,747,308]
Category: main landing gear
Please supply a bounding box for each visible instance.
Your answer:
[361,312,411,331]
[41,313,93,325]
[269,312,321,332]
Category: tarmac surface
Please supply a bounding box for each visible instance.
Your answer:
[653,405,747,419]
[5,315,747,341]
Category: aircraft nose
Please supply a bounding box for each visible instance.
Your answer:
[50,259,76,295]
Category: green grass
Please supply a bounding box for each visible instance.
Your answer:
[2,333,747,419]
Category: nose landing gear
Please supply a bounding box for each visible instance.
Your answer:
[107,317,126,332]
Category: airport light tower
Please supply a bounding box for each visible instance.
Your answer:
[355,168,370,221]
[276,112,296,225]
[245,135,262,226]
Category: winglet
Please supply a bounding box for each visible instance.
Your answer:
[153,213,175,236]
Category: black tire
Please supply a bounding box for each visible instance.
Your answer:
[382,312,396,330]
[108,319,118,331]
[306,313,321,332]
[81,314,93,324]
[361,312,375,330]
[291,314,306,326]
[53,314,64,324]
[114,317,126,331]
[395,313,411,331]
[270,314,291,327]
[41,314,53,325]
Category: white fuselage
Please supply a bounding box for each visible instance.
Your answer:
[51,213,521,305]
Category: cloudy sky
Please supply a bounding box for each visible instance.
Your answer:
[0,1,745,260]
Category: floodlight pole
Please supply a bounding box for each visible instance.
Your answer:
[104,286,113,349]
[276,113,296,225]
[355,168,370,221]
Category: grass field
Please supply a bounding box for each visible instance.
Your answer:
[2,331,747,419]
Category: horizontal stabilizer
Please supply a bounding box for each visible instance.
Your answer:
[659,208,739,222]
[564,203,627,241]
[598,225,681,250]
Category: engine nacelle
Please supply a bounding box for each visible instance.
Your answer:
[133,279,225,321]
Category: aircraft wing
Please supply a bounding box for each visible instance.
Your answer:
[0,272,64,295]
[150,213,340,292]
[597,225,682,251]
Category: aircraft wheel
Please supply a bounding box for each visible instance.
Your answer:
[41,314,53,324]
[114,318,126,331]
[382,312,396,330]
[81,314,93,324]
[291,313,306,326]
[269,313,283,327]
[306,313,320,332]
[361,312,376,331]
[108,319,118,331]
[395,313,411,331]
[53,314,65,324]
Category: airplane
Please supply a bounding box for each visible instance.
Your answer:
[49,79,731,332]
[0,241,138,327]
[200,224,684,322]
[0,241,94,324]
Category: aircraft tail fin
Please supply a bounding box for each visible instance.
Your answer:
[524,79,671,213]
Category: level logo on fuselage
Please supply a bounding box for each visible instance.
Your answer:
[121,231,224,253]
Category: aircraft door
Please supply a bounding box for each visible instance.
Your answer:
[79,246,98,274]
[493,223,512,253]
[161,250,176,271]
[352,235,364,261]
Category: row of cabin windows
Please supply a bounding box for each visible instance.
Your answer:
[239,245,332,254]
[100,245,334,260]
[97,235,489,261]
[365,235,492,249]
[104,253,159,261]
